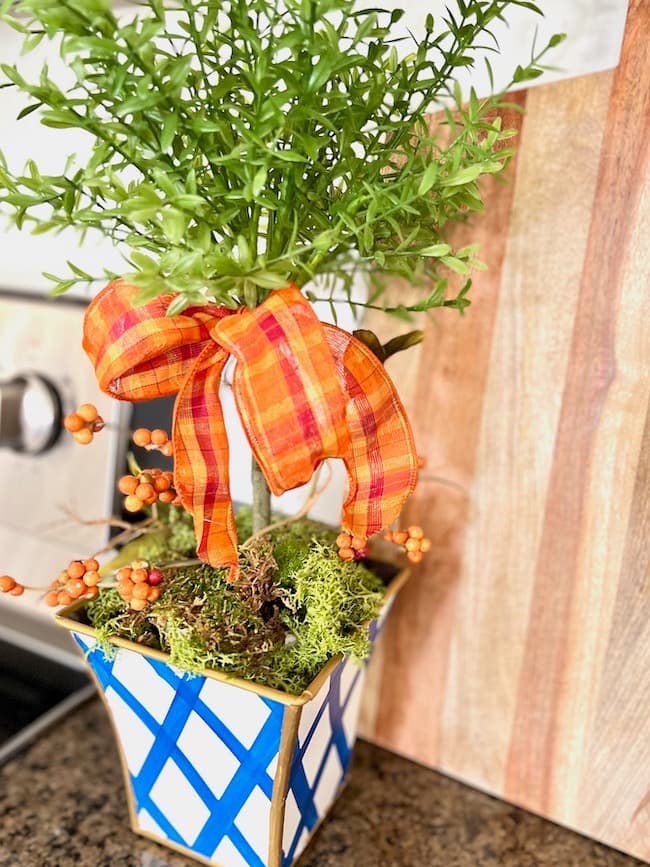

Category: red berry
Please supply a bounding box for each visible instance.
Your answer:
[147,569,163,586]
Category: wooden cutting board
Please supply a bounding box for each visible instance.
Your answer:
[360,0,650,859]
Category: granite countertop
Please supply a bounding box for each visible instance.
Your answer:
[0,698,645,867]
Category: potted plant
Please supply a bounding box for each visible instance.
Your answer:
[0,1,561,865]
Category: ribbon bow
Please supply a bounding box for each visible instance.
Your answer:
[84,281,417,578]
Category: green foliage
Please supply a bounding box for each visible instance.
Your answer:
[0,0,564,318]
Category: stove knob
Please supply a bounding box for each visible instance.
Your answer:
[0,374,62,454]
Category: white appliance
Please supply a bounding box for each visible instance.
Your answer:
[0,291,127,665]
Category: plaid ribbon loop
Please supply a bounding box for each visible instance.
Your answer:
[83,281,417,578]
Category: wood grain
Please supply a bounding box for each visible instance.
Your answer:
[361,1,650,859]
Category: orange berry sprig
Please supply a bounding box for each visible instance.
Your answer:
[132,427,174,458]
[383,526,432,564]
[335,532,367,562]
[63,403,105,445]
[45,558,102,607]
[118,468,181,513]
[0,575,25,597]
[115,560,163,611]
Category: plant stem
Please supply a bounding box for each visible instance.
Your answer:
[251,454,271,534]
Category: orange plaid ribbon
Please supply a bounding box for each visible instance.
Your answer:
[84,280,418,578]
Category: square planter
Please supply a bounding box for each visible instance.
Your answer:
[56,567,408,867]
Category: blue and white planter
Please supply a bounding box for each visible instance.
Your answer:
[56,569,407,867]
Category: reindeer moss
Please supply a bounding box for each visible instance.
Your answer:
[86,518,387,694]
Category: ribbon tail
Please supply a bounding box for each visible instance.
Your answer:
[323,324,418,540]
[214,285,349,495]
[172,344,239,580]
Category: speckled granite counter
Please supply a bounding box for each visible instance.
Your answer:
[0,698,644,867]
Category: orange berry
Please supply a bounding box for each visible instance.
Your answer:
[131,568,149,584]
[162,471,174,483]
[351,535,366,550]
[124,494,144,513]
[338,547,355,561]
[147,586,161,602]
[160,442,174,457]
[67,561,85,579]
[153,476,171,493]
[0,575,16,592]
[84,558,100,572]
[63,412,85,432]
[132,428,152,447]
[117,584,134,600]
[73,428,93,445]
[405,538,421,552]
[10,584,25,596]
[130,597,148,611]
[65,578,86,599]
[57,570,69,585]
[132,582,150,600]
[131,560,149,570]
[77,403,98,423]
[150,429,168,445]
[118,475,139,495]
[135,483,156,503]
[84,586,99,601]
[171,495,182,506]
[57,591,73,606]
[45,590,60,607]
[420,538,432,553]
[393,531,409,545]
[116,567,133,582]
[83,570,101,587]
[336,533,352,549]
[408,526,424,540]
[383,531,394,542]
[407,550,423,564]
[158,490,175,504]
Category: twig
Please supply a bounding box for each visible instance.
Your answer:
[418,473,469,497]
[241,461,333,550]
[88,520,158,559]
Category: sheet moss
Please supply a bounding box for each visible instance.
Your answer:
[86,512,387,694]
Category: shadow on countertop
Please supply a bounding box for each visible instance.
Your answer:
[0,699,644,867]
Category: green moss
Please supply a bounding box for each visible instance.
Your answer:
[87,588,159,655]
[85,519,388,694]
[275,541,385,689]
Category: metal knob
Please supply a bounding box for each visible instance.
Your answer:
[0,374,62,454]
